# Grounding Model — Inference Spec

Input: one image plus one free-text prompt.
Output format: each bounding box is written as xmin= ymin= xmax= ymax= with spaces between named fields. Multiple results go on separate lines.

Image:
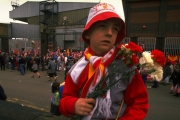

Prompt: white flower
xmin=121 ymin=45 xmax=126 ymax=50
xmin=120 ymin=44 xmax=131 ymax=54
xmin=141 ymin=52 xmax=153 ymax=65
xmin=139 ymin=51 xmax=164 ymax=81
xmin=142 ymin=64 xmax=154 ymax=71
xmin=153 ymin=62 xmax=162 ymax=71
xmin=150 ymin=69 xmax=163 ymax=81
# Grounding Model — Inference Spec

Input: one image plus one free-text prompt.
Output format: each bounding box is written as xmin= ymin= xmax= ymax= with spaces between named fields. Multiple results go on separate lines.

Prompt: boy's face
xmin=85 ymin=18 xmax=121 ymax=55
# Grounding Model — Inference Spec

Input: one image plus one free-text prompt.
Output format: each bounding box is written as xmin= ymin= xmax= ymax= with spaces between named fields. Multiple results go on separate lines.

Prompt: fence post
xmin=130 ymin=37 xmax=138 ymax=44
xmin=156 ymin=36 xmax=165 ymax=51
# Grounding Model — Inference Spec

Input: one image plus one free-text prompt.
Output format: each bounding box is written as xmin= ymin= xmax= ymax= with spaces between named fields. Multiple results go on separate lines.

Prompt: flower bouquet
xmin=139 ymin=50 xmax=166 ymax=81
xmin=71 ymin=42 xmax=142 ymax=120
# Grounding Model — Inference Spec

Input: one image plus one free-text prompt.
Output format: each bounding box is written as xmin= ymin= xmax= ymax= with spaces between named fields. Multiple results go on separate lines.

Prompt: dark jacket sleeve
xmin=0 ymin=85 xmax=7 ymax=101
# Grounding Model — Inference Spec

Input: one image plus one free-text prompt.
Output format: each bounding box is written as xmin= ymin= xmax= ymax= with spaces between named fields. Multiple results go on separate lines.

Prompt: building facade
xmin=0 ymin=23 xmax=9 ymax=52
xmin=1 ymin=0 xmax=179 ymax=56
xmin=122 ymin=0 xmax=180 ymax=56
xmin=9 ymin=1 xmax=97 ymax=55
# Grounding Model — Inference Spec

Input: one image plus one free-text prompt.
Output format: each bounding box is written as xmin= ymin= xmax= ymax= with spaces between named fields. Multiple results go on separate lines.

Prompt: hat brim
xmin=82 ymin=11 xmax=126 ymax=45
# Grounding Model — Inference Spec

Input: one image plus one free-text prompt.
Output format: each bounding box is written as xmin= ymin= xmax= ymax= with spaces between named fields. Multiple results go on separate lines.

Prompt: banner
xmin=168 ymin=55 xmax=179 ymax=64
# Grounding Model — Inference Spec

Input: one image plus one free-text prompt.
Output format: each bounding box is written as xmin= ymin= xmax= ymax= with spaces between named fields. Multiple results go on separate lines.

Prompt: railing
xmin=9 ymin=39 xmax=41 ymax=52
xmin=164 ymin=37 xmax=180 ymax=56
xmin=138 ymin=37 xmax=156 ymax=52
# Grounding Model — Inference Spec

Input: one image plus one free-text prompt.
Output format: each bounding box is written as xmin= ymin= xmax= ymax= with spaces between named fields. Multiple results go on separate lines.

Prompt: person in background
xmin=25 ymin=54 xmax=32 ymax=71
xmin=5 ymin=53 xmax=9 ymax=69
xmin=35 ymin=55 xmax=40 ymax=70
xmin=47 ymin=57 xmax=57 ymax=81
xmin=169 ymin=63 xmax=180 ymax=97
xmin=41 ymin=55 xmax=45 ymax=71
xmin=50 ymin=82 xmax=60 ymax=115
xmin=9 ymin=54 xmax=16 ymax=72
xmin=32 ymin=61 xmax=40 ymax=78
xmin=19 ymin=55 xmax=26 ymax=75
xmin=64 ymin=59 xmax=74 ymax=80
xmin=0 ymin=53 xmax=5 ymax=71
xmin=162 ymin=62 xmax=172 ymax=85
xmin=0 ymin=84 xmax=7 ymax=101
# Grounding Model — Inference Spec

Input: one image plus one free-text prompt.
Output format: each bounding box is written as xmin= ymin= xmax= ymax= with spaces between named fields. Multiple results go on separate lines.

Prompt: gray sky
xmin=0 ymin=0 xmax=124 ymax=24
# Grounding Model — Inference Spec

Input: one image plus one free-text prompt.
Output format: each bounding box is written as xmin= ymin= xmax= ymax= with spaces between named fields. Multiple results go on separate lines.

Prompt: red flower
xmin=126 ymin=42 xmax=143 ymax=53
xmin=132 ymin=54 xmax=139 ymax=65
xmin=151 ymin=50 xmax=166 ymax=66
xmin=128 ymin=54 xmax=139 ymax=67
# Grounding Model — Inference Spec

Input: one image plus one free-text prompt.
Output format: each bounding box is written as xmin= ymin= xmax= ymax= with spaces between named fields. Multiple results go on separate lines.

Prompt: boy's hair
xmin=51 ymin=82 xmax=60 ymax=93
xmin=82 ymin=3 xmax=126 ymax=45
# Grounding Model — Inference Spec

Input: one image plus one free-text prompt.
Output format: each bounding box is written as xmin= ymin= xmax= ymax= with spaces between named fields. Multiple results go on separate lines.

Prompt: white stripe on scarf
xmin=70 ymin=47 xmax=116 ymax=120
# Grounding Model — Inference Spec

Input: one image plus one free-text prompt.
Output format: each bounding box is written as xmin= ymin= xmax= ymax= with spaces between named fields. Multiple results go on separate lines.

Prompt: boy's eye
xmin=113 ymin=27 xmax=120 ymax=32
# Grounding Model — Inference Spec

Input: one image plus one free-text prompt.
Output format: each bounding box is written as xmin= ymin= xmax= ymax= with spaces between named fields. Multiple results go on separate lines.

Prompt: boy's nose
xmin=106 ymin=28 xmax=113 ymax=36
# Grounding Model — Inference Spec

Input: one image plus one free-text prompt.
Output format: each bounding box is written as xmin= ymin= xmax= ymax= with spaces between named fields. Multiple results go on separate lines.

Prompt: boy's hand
xmin=74 ymin=98 xmax=95 ymax=116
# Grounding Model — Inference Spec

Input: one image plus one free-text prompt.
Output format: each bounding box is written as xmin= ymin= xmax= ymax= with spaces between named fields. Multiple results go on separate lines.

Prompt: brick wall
xmin=166 ymin=10 xmax=180 ymax=22
xmin=168 ymin=0 xmax=180 ymax=5
xmin=131 ymin=1 xmax=160 ymax=8
xmin=125 ymin=0 xmax=180 ymax=37
xmin=0 ymin=25 xmax=8 ymax=37
xmin=128 ymin=0 xmax=160 ymax=37
xmin=130 ymin=11 xmax=159 ymax=23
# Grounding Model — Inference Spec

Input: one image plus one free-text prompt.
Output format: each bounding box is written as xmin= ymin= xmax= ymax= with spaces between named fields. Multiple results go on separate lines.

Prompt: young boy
xmin=60 ymin=3 xmax=149 ymax=120
xmin=50 ymin=82 xmax=60 ymax=115
xmin=50 ymin=81 xmax=65 ymax=115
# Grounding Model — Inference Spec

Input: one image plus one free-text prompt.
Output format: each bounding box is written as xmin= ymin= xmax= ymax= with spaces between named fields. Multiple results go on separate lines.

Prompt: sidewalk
xmin=0 ymin=100 xmax=70 ymax=120
xmin=1 ymin=69 xmax=180 ymax=120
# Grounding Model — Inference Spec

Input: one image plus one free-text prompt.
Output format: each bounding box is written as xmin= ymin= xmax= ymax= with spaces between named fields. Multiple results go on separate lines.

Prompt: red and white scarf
xmin=70 ymin=46 xmax=119 ymax=119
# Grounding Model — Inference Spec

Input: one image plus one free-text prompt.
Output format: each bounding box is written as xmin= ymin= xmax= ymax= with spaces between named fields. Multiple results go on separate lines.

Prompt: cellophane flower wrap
xmin=71 ymin=42 xmax=142 ymax=120
xmin=139 ymin=49 xmax=166 ymax=81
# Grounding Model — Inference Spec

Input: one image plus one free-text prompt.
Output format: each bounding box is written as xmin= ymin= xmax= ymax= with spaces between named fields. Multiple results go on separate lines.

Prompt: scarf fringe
xmin=97 ymin=97 xmax=112 ymax=118
xmin=97 ymin=89 xmax=112 ymax=119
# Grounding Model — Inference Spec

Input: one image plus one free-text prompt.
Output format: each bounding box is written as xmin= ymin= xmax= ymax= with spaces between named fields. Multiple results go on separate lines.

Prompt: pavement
xmin=0 ymin=68 xmax=180 ymax=120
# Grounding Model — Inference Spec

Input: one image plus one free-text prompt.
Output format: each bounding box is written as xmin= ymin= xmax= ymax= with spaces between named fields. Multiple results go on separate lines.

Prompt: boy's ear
xmin=84 ymin=31 xmax=90 ymax=39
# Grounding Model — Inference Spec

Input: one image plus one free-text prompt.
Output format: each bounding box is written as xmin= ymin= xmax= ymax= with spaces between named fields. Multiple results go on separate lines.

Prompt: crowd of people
xmin=0 ymin=48 xmax=83 ymax=81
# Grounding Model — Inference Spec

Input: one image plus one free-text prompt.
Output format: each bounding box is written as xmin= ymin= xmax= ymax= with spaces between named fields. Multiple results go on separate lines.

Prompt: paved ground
xmin=0 ymin=68 xmax=180 ymax=120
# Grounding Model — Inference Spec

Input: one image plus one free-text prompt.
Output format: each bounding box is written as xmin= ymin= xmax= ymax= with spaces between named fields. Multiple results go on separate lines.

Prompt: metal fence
xmin=121 ymin=37 xmax=156 ymax=52
xmin=138 ymin=37 xmax=156 ymax=52
xmin=7 ymin=37 xmax=180 ymax=56
xmin=121 ymin=37 xmax=130 ymax=44
xmin=9 ymin=39 xmax=41 ymax=52
xmin=164 ymin=37 xmax=180 ymax=56
xmin=121 ymin=37 xmax=180 ymax=56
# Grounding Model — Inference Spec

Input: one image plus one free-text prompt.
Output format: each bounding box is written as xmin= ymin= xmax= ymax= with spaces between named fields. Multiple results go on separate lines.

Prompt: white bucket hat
xmin=82 ymin=3 xmax=126 ymax=45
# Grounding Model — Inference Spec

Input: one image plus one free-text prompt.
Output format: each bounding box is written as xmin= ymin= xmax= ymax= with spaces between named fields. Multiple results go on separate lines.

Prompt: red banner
xmin=168 ymin=55 xmax=179 ymax=64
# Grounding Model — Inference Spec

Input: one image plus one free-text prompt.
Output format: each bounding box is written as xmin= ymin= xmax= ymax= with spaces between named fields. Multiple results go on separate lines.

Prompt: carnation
xmin=151 ymin=50 xmax=166 ymax=67
xmin=140 ymin=50 xmax=166 ymax=81
xmin=150 ymin=69 xmax=163 ymax=81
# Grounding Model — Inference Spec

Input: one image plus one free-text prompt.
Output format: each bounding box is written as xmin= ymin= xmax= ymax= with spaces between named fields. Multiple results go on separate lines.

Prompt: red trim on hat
xmin=82 ymin=11 xmax=126 ymax=45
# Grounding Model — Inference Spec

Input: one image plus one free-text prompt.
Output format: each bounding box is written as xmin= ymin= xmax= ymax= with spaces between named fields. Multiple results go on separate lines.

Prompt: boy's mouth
xmin=101 ymin=40 xmax=110 ymax=43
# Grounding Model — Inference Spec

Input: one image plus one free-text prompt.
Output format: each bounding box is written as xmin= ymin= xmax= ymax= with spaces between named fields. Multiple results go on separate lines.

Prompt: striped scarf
xmin=80 ymin=46 xmax=118 ymax=120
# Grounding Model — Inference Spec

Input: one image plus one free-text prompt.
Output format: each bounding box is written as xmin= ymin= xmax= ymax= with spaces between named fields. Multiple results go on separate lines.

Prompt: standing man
xmin=26 ymin=54 xmax=32 ymax=71
xmin=0 ymin=53 xmax=5 ymax=71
